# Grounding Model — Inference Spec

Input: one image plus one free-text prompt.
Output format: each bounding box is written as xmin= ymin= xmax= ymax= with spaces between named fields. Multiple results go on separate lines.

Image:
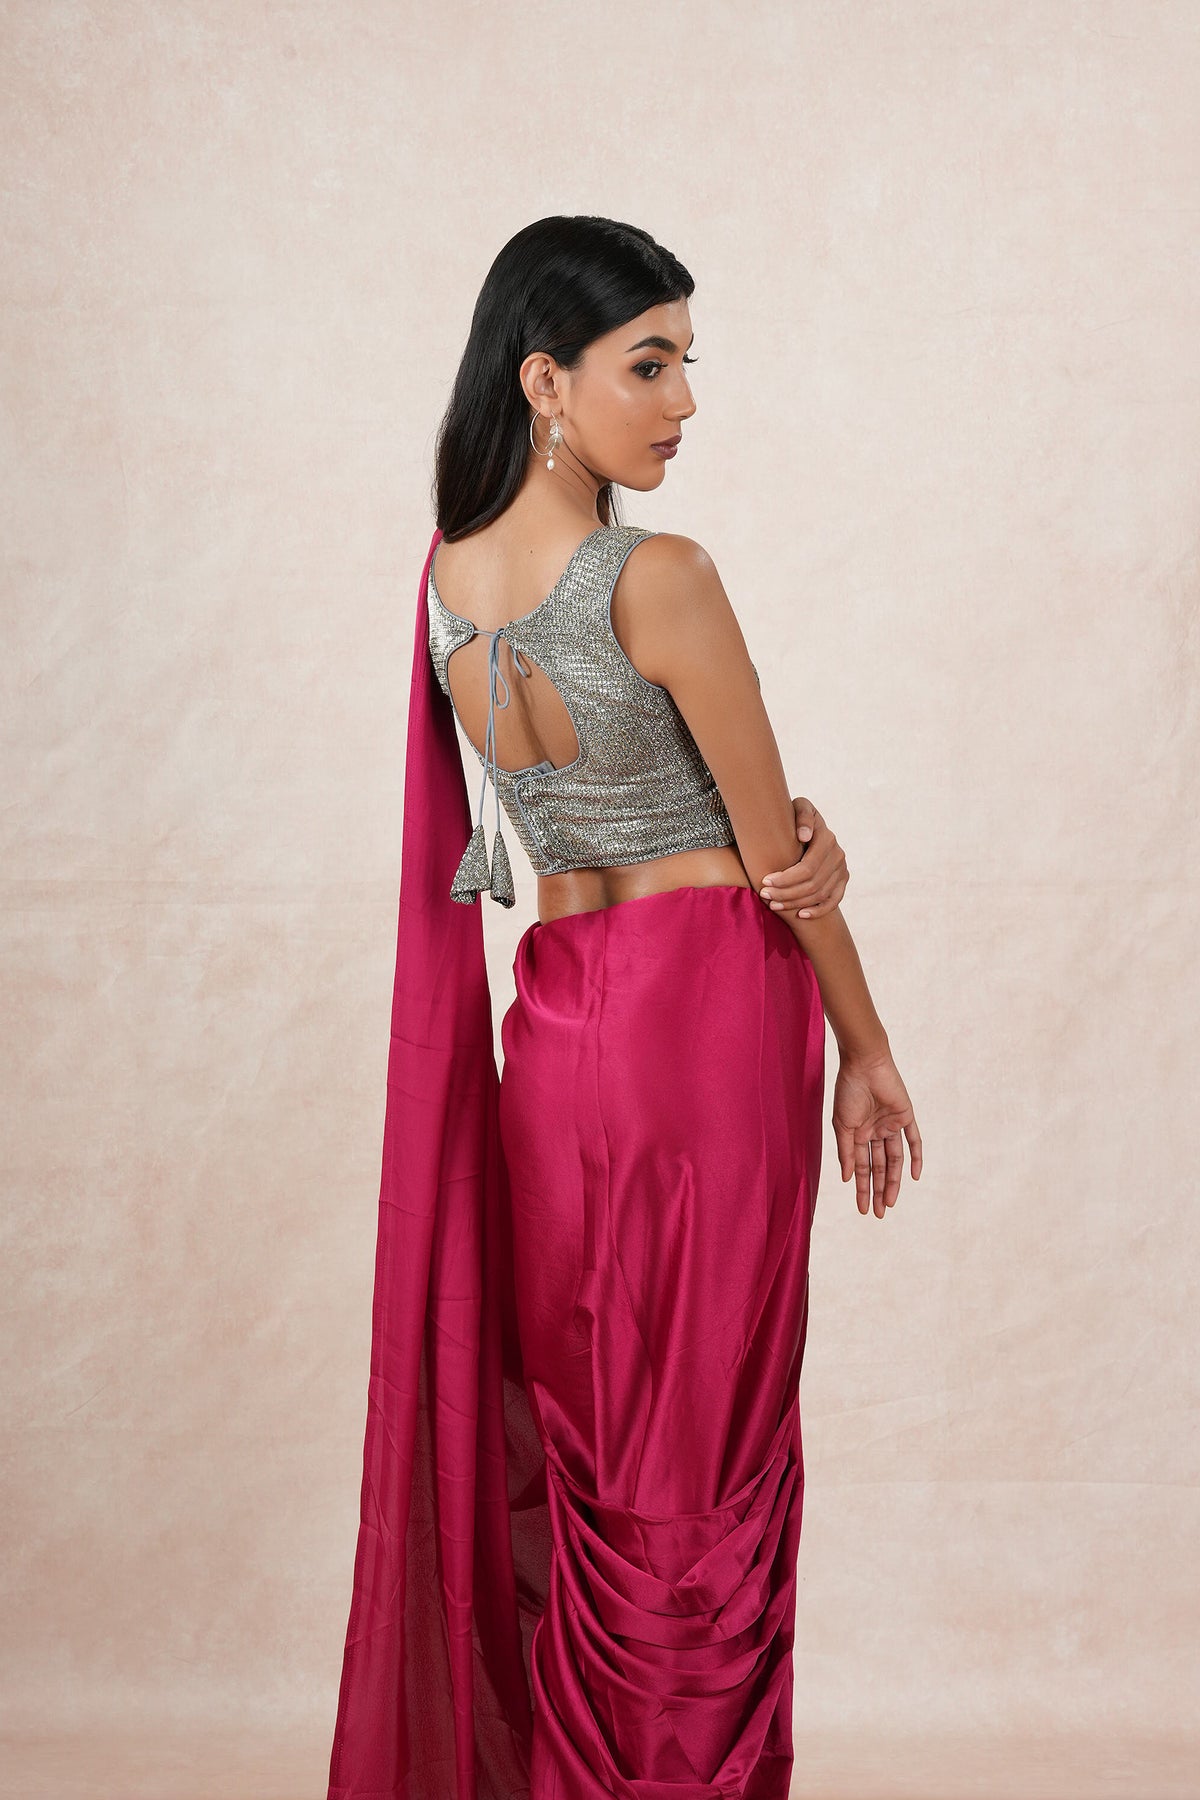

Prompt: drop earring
xmin=529 ymin=411 xmax=562 ymax=471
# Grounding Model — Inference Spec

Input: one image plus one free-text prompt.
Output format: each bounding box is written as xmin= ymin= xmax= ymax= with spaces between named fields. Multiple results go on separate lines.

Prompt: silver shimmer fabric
xmin=427 ymin=524 xmax=750 ymax=904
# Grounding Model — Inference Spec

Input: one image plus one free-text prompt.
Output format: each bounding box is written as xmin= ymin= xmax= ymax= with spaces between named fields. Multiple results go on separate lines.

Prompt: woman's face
xmin=520 ymin=298 xmax=698 ymax=495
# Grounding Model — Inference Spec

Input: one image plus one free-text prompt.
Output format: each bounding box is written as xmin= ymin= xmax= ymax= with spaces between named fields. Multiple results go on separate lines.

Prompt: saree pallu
xmin=326 ymin=528 xmax=824 ymax=1800
xmin=499 ymin=884 xmax=824 ymax=1799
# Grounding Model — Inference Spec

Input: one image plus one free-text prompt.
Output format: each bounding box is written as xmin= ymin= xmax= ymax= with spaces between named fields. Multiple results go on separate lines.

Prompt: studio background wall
xmin=2 ymin=3 xmax=1196 ymax=1796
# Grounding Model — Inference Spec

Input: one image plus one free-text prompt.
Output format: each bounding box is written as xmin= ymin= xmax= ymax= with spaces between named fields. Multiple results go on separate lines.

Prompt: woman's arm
xmin=611 ymin=532 xmax=886 ymax=1059
xmin=614 ymin=532 xmax=923 ymax=1214
xmin=776 ymin=796 xmax=851 ymax=919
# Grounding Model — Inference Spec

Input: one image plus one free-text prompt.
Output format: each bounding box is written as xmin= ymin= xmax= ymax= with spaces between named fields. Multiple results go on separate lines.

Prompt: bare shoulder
xmin=613 ymin=530 xmax=745 ymax=686
xmin=624 ymin=529 xmax=719 ymax=579
xmin=618 ymin=530 xmax=728 ymax=615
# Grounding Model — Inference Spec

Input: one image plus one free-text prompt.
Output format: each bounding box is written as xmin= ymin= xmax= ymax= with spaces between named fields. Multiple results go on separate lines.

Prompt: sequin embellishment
xmin=428 ymin=525 xmax=744 ymax=904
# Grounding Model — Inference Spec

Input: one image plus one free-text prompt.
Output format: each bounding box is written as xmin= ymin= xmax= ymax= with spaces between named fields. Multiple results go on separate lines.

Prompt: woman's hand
xmin=759 ymin=797 xmax=849 ymax=919
xmin=831 ymin=1047 xmax=923 ymax=1217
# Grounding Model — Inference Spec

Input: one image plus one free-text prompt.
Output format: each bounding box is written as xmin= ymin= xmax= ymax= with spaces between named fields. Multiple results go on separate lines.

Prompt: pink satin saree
xmin=326 ymin=527 xmax=825 ymax=1800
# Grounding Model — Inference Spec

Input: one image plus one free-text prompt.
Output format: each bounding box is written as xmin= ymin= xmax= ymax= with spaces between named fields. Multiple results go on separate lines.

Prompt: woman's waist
xmin=504 ymin=875 xmax=821 ymax=1075
xmin=536 ymin=845 xmax=752 ymax=925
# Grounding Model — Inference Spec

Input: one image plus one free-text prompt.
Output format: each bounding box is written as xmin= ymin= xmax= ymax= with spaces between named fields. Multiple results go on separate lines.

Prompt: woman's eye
xmin=634 ymin=354 xmax=699 ymax=379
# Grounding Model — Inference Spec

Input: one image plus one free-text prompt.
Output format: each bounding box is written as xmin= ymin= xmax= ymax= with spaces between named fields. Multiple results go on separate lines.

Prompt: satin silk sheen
xmin=500 ymin=887 xmax=825 ymax=1797
xmin=325 ymin=526 xmax=825 ymax=1800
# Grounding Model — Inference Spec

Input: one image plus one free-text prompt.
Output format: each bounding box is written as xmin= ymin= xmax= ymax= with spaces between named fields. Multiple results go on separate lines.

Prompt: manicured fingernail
xmin=798 ymin=827 xmax=813 ymax=840
xmin=798 ymin=909 xmax=812 ymax=918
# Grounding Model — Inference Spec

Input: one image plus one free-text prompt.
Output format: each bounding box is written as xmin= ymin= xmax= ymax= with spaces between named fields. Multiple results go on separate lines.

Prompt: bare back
xmin=429 ymin=518 xmax=753 ymax=923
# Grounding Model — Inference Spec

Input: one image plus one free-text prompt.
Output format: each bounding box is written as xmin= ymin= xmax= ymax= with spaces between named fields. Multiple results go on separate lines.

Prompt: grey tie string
xmin=476 ymin=627 xmax=533 ymax=839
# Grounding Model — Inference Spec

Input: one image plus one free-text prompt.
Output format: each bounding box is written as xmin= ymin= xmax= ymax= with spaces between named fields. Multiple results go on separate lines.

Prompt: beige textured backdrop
xmin=3 ymin=3 xmax=1197 ymax=1797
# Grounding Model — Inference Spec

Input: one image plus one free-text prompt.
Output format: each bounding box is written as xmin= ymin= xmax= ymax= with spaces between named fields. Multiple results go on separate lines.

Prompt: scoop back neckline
xmin=428 ymin=524 xmax=616 ymax=635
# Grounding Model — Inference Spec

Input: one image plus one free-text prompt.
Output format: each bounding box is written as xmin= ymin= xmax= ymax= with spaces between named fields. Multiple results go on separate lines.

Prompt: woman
xmin=327 ymin=216 xmax=922 ymax=1800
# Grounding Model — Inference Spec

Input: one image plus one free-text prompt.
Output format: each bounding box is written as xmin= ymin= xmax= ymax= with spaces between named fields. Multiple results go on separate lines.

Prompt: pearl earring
xmin=529 ymin=412 xmax=562 ymax=471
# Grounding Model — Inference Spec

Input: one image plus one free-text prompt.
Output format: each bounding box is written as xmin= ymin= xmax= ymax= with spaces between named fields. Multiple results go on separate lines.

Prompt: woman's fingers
xmin=760 ymin=850 xmax=835 ymax=909
xmin=871 ymin=1136 xmax=887 ymax=1214
xmin=881 ymin=1132 xmax=905 ymax=1212
xmin=792 ymin=794 xmax=818 ymax=843
xmin=760 ymin=805 xmax=849 ymax=917
xmin=906 ymin=1118 xmax=923 ymax=1179
xmin=855 ymin=1136 xmax=874 ymax=1213
xmin=835 ymin=1096 xmax=922 ymax=1215
xmin=854 ymin=1127 xmax=917 ymax=1215
xmin=835 ymin=1120 xmax=857 ymax=1185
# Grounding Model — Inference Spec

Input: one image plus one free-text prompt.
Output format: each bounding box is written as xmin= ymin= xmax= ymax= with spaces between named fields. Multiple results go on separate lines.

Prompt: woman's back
xmin=428 ymin=514 xmax=760 ymax=919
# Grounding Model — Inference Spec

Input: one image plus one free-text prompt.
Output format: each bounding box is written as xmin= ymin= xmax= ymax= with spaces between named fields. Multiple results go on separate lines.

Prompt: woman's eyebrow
xmin=623 ymin=331 xmax=696 ymax=354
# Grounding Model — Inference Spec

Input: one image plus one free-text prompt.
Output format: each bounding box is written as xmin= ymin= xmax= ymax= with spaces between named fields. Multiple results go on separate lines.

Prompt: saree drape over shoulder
xmin=326 ymin=528 xmax=825 ymax=1800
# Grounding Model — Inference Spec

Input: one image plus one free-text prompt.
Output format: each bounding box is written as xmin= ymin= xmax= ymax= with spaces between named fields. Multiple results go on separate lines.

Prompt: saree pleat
xmin=326 ymin=528 xmax=825 ymax=1800
xmin=498 ymin=884 xmax=825 ymax=1798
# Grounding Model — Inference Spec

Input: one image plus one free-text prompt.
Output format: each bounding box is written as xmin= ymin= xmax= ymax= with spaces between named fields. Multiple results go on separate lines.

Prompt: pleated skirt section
xmin=498 ymin=882 xmax=826 ymax=1800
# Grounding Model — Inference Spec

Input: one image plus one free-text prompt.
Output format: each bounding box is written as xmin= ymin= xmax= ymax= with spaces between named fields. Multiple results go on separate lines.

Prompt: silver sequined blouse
xmin=427 ymin=523 xmax=754 ymax=906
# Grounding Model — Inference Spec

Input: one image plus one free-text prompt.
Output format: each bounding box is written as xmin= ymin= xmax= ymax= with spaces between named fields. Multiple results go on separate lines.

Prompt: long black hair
xmin=433 ymin=215 xmax=695 ymax=541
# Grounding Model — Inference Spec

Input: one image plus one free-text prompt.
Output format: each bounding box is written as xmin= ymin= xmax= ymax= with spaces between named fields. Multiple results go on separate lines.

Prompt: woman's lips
xmin=651 ymin=436 xmax=681 ymax=459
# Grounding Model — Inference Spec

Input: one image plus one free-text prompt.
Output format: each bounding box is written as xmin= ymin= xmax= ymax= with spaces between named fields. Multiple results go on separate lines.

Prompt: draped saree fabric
xmin=326 ymin=526 xmax=549 ymax=1800
xmin=500 ymin=886 xmax=825 ymax=1799
xmin=326 ymin=527 xmax=826 ymax=1800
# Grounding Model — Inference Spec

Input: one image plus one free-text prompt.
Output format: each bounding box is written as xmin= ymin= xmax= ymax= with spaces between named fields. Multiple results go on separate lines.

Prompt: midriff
xmin=536 ymin=844 xmax=753 ymax=924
